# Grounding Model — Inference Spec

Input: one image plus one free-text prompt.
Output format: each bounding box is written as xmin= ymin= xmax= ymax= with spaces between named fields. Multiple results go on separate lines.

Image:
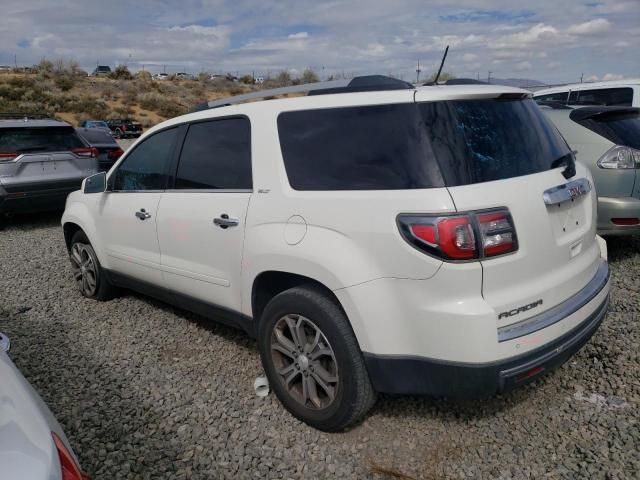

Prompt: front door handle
xmin=214 ymin=214 xmax=239 ymax=229
xmin=135 ymin=208 xmax=151 ymax=220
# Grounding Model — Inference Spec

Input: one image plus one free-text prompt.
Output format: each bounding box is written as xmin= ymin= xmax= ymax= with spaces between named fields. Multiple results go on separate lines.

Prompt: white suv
xmin=62 ymin=76 xmax=610 ymax=431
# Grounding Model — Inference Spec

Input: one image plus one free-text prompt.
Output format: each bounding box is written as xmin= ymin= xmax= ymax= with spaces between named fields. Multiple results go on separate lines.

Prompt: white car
xmin=62 ymin=76 xmax=610 ymax=431
xmin=0 ymin=332 xmax=88 ymax=480
xmin=533 ymin=79 xmax=640 ymax=107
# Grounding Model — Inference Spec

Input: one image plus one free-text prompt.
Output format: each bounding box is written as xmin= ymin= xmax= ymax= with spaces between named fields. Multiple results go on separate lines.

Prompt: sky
xmin=0 ymin=0 xmax=638 ymax=84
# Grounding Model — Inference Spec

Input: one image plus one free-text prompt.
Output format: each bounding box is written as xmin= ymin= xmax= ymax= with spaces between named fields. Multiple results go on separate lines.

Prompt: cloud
xmin=0 ymin=0 xmax=637 ymax=85
xmin=492 ymin=23 xmax=562 ymax=49
xmin=567 ymin=18 xmax=611 ymax=35
xmin=514 ymin=61 xmax=532 ymax=71
xmin=287 ymin=32 xmax=309 ymax=39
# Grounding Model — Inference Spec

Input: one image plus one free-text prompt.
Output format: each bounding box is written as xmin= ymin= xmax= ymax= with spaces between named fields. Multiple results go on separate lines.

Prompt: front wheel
xmin=258 ymin=286 xmax=376 ymax=431
xmin=69 ymin=231 xmax=118 ymax=301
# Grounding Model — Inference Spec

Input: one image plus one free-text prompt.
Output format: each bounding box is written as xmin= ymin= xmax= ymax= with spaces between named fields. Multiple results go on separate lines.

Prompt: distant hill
xmin=488 ymin=78 xmax=547 ymax=89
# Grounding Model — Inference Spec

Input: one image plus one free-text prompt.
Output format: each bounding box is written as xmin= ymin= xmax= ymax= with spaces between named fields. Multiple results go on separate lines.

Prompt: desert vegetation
xmin=0 ymin=60 xmax=325 ymax=128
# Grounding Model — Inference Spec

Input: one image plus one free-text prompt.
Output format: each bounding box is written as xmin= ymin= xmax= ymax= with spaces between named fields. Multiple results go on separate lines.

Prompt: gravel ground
xmin=0 ymin=213 xmax=638 ymax=479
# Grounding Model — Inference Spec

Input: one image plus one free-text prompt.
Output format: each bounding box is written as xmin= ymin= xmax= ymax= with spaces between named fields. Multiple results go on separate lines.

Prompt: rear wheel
xmin=258 ymin=285 xmax=376 ymax=431
xmin=114 ymin=128 xmax=123 ymax=139
xmin=69 ymin=231 xmax=117 ymax=301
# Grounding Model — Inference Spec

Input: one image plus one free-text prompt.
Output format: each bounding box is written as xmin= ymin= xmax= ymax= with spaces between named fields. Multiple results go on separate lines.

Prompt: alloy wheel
xmin=70 ymin=243 xmax=98 ymax=297
xmin=270 ymin=314 xmax=339 ymax=410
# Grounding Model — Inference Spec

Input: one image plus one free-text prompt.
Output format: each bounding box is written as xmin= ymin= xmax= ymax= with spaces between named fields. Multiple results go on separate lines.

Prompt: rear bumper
xmin=597 ymin=196 xmax=640 ymax=235
xmin=0 ymin=179 xmax=82 ymax=214
xmin=363 ymin=261 xmax=610 ymax=397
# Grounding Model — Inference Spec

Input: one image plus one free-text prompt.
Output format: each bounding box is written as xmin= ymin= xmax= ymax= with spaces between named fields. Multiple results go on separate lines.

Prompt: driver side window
xmin=113 ymin=127 xmax=178 ymax=191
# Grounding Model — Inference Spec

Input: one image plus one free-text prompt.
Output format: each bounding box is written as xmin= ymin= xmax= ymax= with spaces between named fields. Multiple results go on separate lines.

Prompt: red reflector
xmin=410 ymin=224 xmax=437 ymax=246
xmin=72 ymin=148 xmax=98 ymax=158
xmin=611 ymin=218 xmax=640 ymax=226
xmin=438 ymin=216 xmax=476 ymax=259
xmin=52 ymin=433 xmax=90 ymax=480
xmin=515 ymin=366 xmax=545 ymax=383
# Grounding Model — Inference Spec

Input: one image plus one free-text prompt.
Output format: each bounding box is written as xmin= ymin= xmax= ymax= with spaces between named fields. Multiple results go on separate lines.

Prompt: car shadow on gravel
xmin=1 ymin=211 xmax=62 ymax=230
xmin=604 ymin=235 xmax=640 ymax=262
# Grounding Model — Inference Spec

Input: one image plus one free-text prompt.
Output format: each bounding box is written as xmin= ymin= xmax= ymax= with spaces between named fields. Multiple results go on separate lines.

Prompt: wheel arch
xmin=251 ymin=271 xmax=345 ymax=323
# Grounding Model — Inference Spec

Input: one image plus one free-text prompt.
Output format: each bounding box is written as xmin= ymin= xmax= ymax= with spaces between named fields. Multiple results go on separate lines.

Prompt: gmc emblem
xmin=499 ymin=299 xmax=543 ymax=319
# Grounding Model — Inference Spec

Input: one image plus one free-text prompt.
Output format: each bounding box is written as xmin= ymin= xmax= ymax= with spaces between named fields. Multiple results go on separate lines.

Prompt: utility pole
xmin=477 ymin=72 xmax=480 ymax=81
xmin=488 ymin=71 xmax=493 ymax=83
xmin=14 ymin=54 xmax=17 ymax=69
xmin=580 ymin=72 xmax=584 ymax=83
xmin=416 ymin=60 xmax=422 ymax=84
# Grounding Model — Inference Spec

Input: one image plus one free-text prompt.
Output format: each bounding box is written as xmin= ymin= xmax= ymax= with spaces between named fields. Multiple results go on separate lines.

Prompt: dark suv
xmin=0 ymin=114 xmax=98 ymax=219
xmin=106 ymin=119 xmax=142 ymax=139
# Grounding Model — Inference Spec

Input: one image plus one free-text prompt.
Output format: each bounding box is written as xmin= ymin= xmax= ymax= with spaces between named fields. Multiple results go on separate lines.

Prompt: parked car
xmin=541 ymin=105 xmax=640 ymax=235
xmin=533 ymin=79 xmax=640 ymax=107
xmin=105 ymin=119 xmax=142 ymax=139
xmin=90 ymin=65 xmax=111 ymax=77
xmin=61 ymin=76 xmax=610 ymax=431
xmin=0 ymin=332 xmax=89 ymax=480
xmin=153 ymin=73 xmax=169 ymax=81
xmin=79 ymin=120 xmax=111 ymax=133
xmin=76 ymin=127 xmax=124 ymax=171
xmin=175 ymin=72 xmax=195 ymax=80
xmin=0 ymin=114 xmax=98 ymax=220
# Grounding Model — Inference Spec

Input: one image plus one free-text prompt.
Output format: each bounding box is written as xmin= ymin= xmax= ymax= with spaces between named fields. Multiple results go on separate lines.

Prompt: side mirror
xmin=83 ymin=172 xmax=107 ymax=194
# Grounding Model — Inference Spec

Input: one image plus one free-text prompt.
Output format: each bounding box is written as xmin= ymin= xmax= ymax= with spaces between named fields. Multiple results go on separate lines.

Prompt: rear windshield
xmin=573 ymin=111 xmax=640 ymax=150
xmin=277 ymin=98 xmax=570 ymax=190
xmin=77 ymin=128 xmax=117 ymax=145
xmin=0 ymin=127 xmax=85 ymax=153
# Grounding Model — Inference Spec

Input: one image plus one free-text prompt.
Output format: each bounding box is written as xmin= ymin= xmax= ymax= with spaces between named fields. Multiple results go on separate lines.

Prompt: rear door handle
xmin=135 ymin=208 xmax=151 ymax=220
xmin=214 ymin=214 xmax=239 ymax=229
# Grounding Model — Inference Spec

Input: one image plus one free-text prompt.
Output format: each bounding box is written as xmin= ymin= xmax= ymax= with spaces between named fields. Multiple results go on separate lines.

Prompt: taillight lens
xmin=597 ymin=145 xmax=640 ymax=169
xmin=399 ymin=208 xmax=518 ymax=261
xmin=52 ymin=433 xmax=90 ymax=480
xmin=107 ymin=148 xmax=124 ymax=160
xmin=0 ymin=152 xmax=18 ymax=162
xmin=72 ymin=148 xmax=98 ymax=158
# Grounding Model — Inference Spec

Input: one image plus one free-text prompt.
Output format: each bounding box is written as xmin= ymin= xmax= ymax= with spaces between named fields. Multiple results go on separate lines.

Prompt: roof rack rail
xmin=191 ymin=75 xmax=414 ymax=112
xmin=0 ymin=112 xmax=55 ymax=120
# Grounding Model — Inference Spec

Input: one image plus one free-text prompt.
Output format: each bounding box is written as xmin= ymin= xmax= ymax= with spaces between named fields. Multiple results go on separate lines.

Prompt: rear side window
xmin=573 ymin=111 xmax=640 ymax=150
xmin=278 ymin=99 xmax=570 ymax=190
xmin=0 ymin=127 xmax=85 ymax=153
xmin=113 ymin=127 xmax=178 ymax=191
xmin=174 ymin=118 xmax=252 ymax=190
xmin=278 ymin=104 xmax=444 ymax=190
xmin=568 ymin=88 xmax=633 ymax=106
xmin=421 ymin=99 xmax=571 ymax=186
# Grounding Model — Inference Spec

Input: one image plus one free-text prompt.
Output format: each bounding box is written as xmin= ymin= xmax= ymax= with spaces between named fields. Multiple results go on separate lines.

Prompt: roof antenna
xmin=426 ymin=45 xmax=449 ymax=86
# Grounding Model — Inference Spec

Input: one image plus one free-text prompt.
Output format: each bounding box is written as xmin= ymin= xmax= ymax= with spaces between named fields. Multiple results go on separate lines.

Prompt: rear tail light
xmin=0 ymin=152 xmax=18 ymax=162
xmin=107 ymin=148 xmax=124 ymax=161
xmin=399 ymin=208 xmax=518 ymax=261
xmin=611 ymin=217 xmax=640 ymax=226
xmin=72 ymin=148 xmax=98 ymax=158
xmin=597 ymin=145 xmax=640 ymax=169
xmin=52 ymin=433 xmax=90 ymax=480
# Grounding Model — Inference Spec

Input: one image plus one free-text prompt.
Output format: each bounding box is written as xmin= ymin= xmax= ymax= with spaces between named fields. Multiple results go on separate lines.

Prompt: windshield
xmin=0 ymin=127 xmax=85 ymax=153
xmin=574 ymin=111 xmax=640 ymax=150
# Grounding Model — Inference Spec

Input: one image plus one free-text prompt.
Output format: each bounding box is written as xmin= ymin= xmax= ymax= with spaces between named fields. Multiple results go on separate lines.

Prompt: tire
xmin=258 ymin=285 xmax=376 ymax=431
xmin=114 ymin=128 xmax=122 ymax=139
xmin=69 ymin=231 xmax=118 ymax=301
